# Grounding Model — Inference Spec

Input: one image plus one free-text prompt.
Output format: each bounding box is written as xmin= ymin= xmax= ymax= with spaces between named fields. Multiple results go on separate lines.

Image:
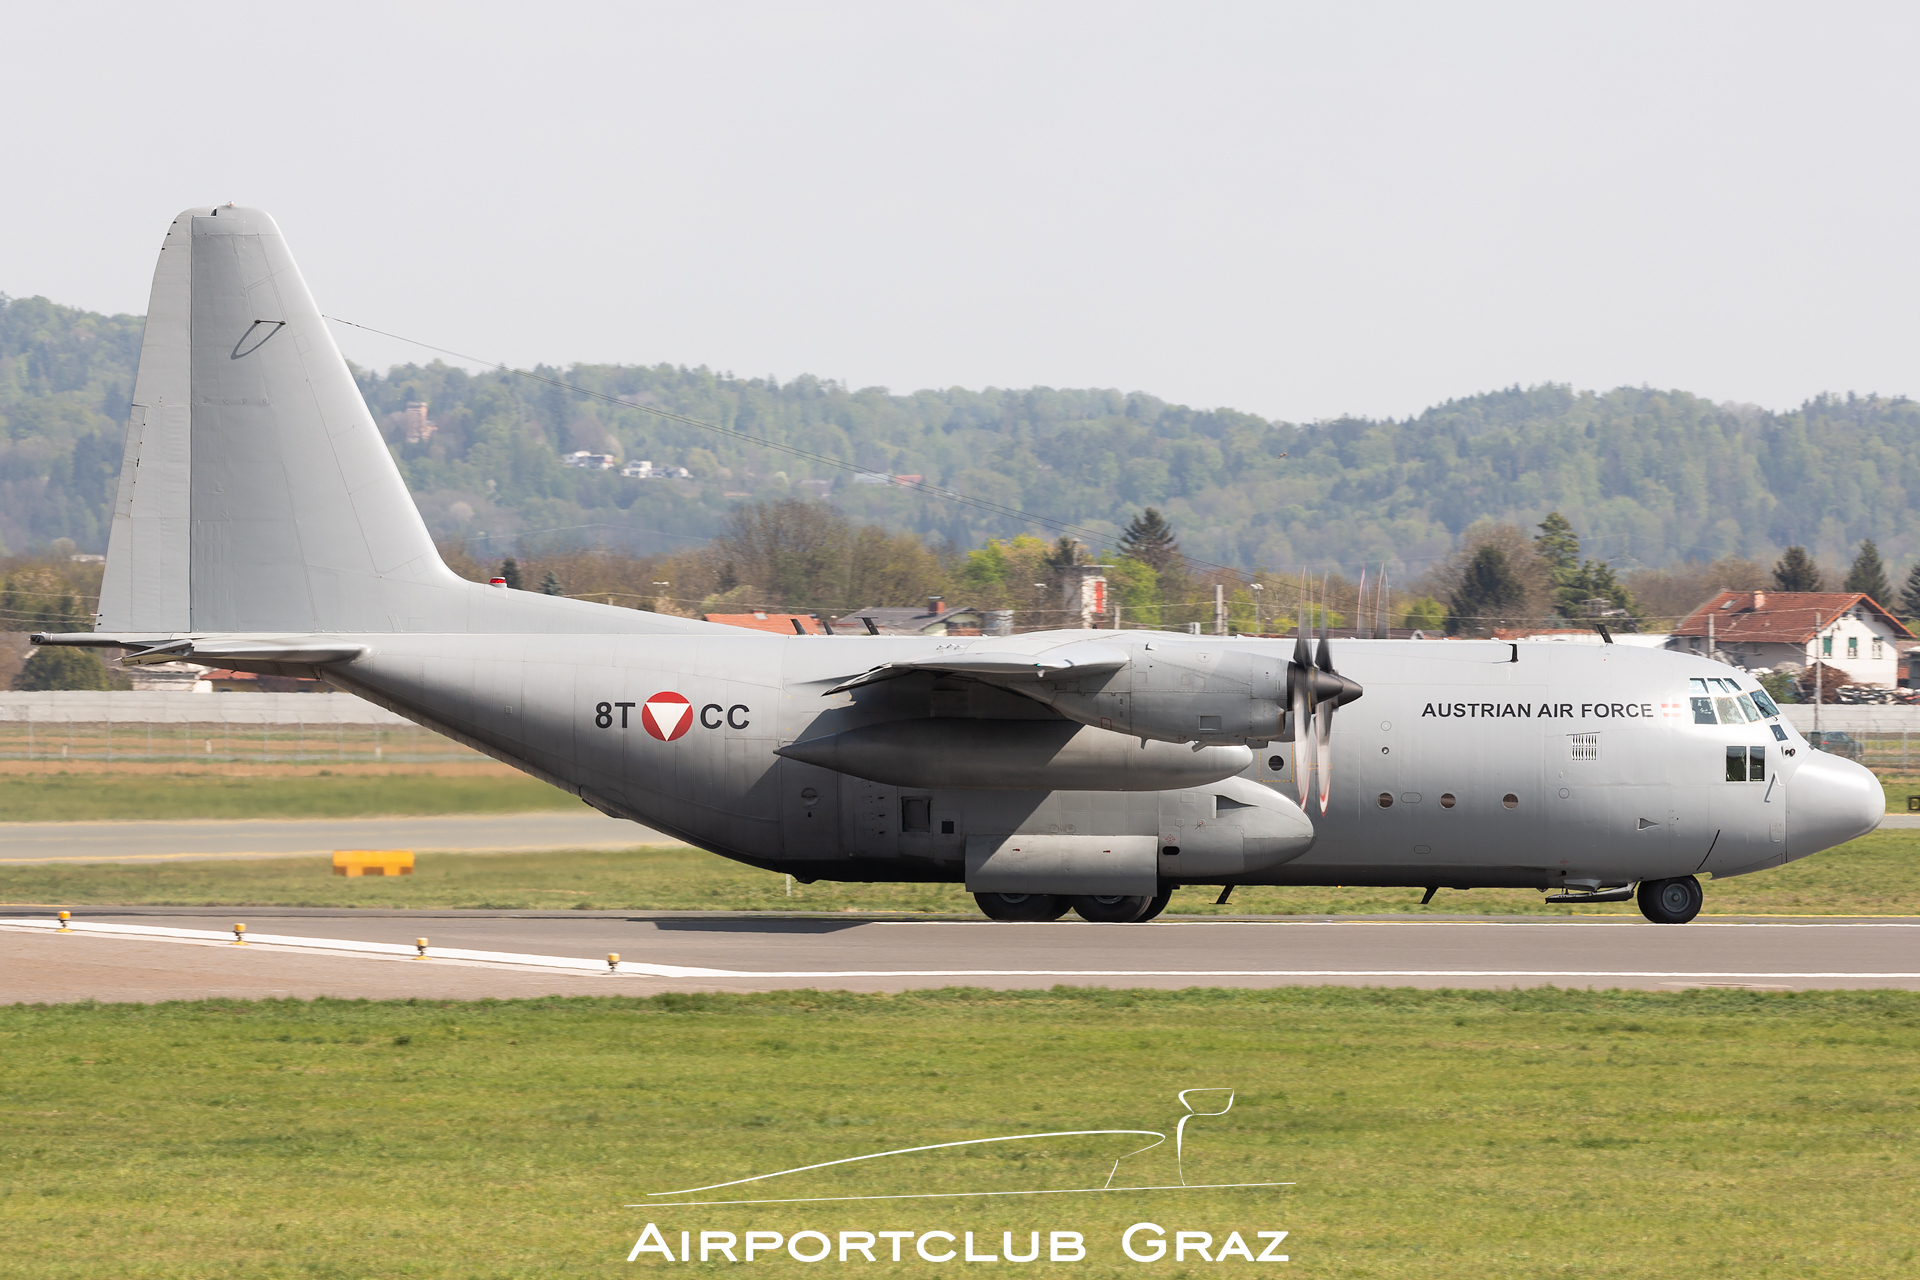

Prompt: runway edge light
xmin=56 ymin=910 xmax=72 ymax=932
xmin=232 ymin=923 xmax=247 ymax=946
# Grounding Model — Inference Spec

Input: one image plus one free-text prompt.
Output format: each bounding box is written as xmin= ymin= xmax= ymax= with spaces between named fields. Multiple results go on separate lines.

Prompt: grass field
xmin=4 ymin=830 xmax=1916 ymax=916
xmin=1 ymin=987 xmax=1915 ymax=1278
xmin=1 ymin=761 xmax=1914 ymax=825
xmin=0 ymin=769 xmax=576 ymax=822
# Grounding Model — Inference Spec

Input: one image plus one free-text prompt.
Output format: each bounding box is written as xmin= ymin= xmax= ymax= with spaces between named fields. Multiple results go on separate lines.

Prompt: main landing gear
xmin=1637 ymin=875 xmax=1704 ymax=924
xmin=972 ymin=890 xmax=1174 ymax=923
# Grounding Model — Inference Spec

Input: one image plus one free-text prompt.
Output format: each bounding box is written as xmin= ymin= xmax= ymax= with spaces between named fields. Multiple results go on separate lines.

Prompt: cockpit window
xmin=1713 ymin=696 xmax=1740 ymax=724
xmin=1690 ymin=696 xmax=1716 ymax=725
xmin=1736 ymin=693 xmax=1762 ymax=723
xmin=1750 ymin=687 xmax=1781 ymax=718
xmin=1689 ymin=678 xmax=1710 ymax=695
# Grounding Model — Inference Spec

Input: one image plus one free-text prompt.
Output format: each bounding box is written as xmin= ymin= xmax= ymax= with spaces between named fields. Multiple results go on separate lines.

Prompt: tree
xmin=1844 ymin=539 xmax=1889 ymax=604
xmin=1045 ymin=536 xmax=1088 ymax=570
xmin=539 ymin=570 xmax=563 ymax=596
xmin=1534 ymin=512 xmax=1579 ymax=581
xmin=12 ymin=646 xmax=121 ymax=691
xmin=1900 ymin=561 xmax=1920 ymax=621
xmin=1533 ymin=511 xmax=1641 ymax=626
xmin=1423 ymin=521 xmax=1555 ymax=634
xmin=1447 ymin=546 xmax=1527 ymax=636
xmin=1773 ymin=546 xmax=1824 ymax=592
xmin=498 ymin=557 xmax=523 ymax=590
xmin=1400 ymin=596 xmax=1446 ymax=631
xmin=1118 ymin=508 xmax=1181 ymax=572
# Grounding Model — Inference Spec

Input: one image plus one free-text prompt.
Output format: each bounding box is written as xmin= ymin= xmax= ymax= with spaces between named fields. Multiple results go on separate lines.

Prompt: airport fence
xmin=0 ymin=691 xmax=483 ymax=765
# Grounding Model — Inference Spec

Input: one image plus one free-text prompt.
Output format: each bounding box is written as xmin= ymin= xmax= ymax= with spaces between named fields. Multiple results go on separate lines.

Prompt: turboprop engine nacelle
xmin=775 ymin=719 xmax=1253 ymax=791
xmin=1022 ymin=646 xmax=1355 ymax=747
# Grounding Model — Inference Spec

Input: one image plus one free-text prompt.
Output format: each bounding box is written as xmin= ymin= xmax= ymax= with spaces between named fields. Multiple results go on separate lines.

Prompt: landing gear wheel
xmin=973 ymin=892 xmax=1069 ymax=922
xmin=1070 ymin=894 xmax=1156 ymax=923
xmin=1136 ymin=889 xmax=1174 ymax=922
xmin=1637 ymin=875 xmax=1703 ymax=924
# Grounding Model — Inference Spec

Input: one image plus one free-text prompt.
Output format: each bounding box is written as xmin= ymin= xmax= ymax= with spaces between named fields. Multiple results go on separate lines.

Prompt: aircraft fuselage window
xmin=1749 ymin=746 xmax=1765 ymax=782
xmin=1726 ymin=746 xmax=1767 ymax=782
xmin=1770 ymin=723 xmax=1788 ymax=742
xmin=1440 ymin=792 xmax=1457 ymax=808
xmin=1377 ymin=793 xmax=1394 ymax=808
xmin=1726 ymin=746 xmax=1746 ymax=782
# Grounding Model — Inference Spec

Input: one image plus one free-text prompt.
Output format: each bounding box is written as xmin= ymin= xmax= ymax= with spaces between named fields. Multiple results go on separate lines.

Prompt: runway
xmin=4 ymin=907 xmax=1917 ymax=1004
xmin=0 ymin=811 xmax=675 ymax=863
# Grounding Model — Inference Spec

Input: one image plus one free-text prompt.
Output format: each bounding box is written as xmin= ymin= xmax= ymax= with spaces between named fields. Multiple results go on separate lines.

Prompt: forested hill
xmin=6 ymin=290 xmax=1920 ymax=574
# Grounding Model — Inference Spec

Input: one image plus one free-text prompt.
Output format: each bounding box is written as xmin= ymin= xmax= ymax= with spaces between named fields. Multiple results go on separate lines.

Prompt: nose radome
xmin=1789 ymin=750 xmax=1882 ymax=859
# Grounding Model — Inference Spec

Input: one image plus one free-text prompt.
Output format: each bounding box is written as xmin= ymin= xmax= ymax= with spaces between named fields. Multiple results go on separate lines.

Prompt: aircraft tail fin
xmin=97 ymin=206 xmax=719 ymax=637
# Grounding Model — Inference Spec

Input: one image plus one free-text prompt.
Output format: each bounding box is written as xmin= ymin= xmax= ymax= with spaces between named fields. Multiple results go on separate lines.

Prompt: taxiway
xmin=3 ymin=907 xmax=1916 ymax=1004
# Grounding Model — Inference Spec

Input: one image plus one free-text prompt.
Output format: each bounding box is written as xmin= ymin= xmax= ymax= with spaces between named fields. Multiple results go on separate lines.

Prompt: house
xmin=1665 ymin=591 xmax=1915 ymax=686
xmin=403 ymin=401 xmax=435 ymax=443
xmin=561 ymin=451 xmax=616 ymax=470
xmin=828 ymin=599 xmax=988 ymax=636
xmin=620 ymin=460 xmax=694 ymax=479
xmin=704 ymin=611 xmax=828 ymax=635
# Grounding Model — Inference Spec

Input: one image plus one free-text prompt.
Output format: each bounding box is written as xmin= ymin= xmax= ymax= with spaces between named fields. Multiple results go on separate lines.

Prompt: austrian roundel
xmin=641 ymin=691 xmax=694 ymax=741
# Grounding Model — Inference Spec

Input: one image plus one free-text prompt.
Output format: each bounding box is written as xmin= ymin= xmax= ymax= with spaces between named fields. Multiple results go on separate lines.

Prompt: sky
xmin=6 ymin=1 xmax=1919 ymax=424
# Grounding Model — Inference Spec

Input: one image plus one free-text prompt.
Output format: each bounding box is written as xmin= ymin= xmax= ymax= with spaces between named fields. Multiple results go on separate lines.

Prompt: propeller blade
xmin=1314 ymin=696 xmax=1334 ymax=814
xmin=1291 ymin=677 xmax=1313 ymax=806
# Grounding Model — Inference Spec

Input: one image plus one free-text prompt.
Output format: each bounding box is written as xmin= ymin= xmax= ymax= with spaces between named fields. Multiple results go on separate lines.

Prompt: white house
xmin=1665 ymin=590 xmax=1914 ymax=686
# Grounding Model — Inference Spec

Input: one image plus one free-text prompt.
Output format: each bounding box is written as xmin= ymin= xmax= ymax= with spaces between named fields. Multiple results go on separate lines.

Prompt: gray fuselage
xmin=317 ymin=628 xmax=1881 ymax=893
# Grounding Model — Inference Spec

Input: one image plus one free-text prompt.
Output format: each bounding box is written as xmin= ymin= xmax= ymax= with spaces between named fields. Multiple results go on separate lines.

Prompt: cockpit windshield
xmin=1688 ymin=676 xmax=1779 ymax=724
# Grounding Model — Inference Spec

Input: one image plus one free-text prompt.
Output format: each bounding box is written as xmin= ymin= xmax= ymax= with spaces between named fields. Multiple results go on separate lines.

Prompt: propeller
xmin=1285 ymin=612 xmax=1364 ymax=815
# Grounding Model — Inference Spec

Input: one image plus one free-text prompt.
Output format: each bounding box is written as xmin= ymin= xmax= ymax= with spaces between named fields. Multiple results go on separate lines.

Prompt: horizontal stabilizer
xmin=34 ymin=632 xmax=366 ymax=666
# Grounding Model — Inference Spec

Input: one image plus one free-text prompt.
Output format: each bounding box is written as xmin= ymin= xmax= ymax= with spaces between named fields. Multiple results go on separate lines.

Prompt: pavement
xmin=0 ymin=811 xmax=676 ymax=863
xmin=4 ymin=908 xmax=1918 ymax=1004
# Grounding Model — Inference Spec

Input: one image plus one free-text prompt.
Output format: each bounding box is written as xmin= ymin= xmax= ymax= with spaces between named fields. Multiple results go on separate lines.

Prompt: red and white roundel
xmin=640 ymin=691 xmax=693 ymax=741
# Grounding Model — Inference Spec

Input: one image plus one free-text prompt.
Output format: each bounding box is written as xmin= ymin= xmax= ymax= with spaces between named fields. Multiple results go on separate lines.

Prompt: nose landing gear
xmin=1637 ymin=875 xmax=1704 ymax=924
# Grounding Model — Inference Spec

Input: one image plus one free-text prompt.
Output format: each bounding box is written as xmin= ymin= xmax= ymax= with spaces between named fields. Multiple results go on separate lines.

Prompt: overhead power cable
xmin=322 ymin=316 xmax=1253 ymax=581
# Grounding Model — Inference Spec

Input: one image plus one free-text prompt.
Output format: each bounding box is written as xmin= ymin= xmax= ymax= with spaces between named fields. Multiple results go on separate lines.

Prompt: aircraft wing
xmin=823 ymin=639 xmax=1130 ymax=695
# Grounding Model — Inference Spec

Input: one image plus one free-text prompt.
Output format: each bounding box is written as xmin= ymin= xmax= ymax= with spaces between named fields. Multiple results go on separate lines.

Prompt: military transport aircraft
xmin=33 ymin=207 xmax=1884 ymax=925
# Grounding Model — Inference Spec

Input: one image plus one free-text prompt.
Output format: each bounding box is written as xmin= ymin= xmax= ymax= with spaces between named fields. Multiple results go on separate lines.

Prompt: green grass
xmin=5 ymin=831 xmax=1917 ymax=916
xmin=0 ymin=771 xmax=576 ymax=822
xmin=1 ymin=988 xmax=1916 ymax=1277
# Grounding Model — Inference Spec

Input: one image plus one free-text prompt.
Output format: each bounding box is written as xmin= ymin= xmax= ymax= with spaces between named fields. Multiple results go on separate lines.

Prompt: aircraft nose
xmin=1789 ymin=748 xmax=1883 ymax=858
